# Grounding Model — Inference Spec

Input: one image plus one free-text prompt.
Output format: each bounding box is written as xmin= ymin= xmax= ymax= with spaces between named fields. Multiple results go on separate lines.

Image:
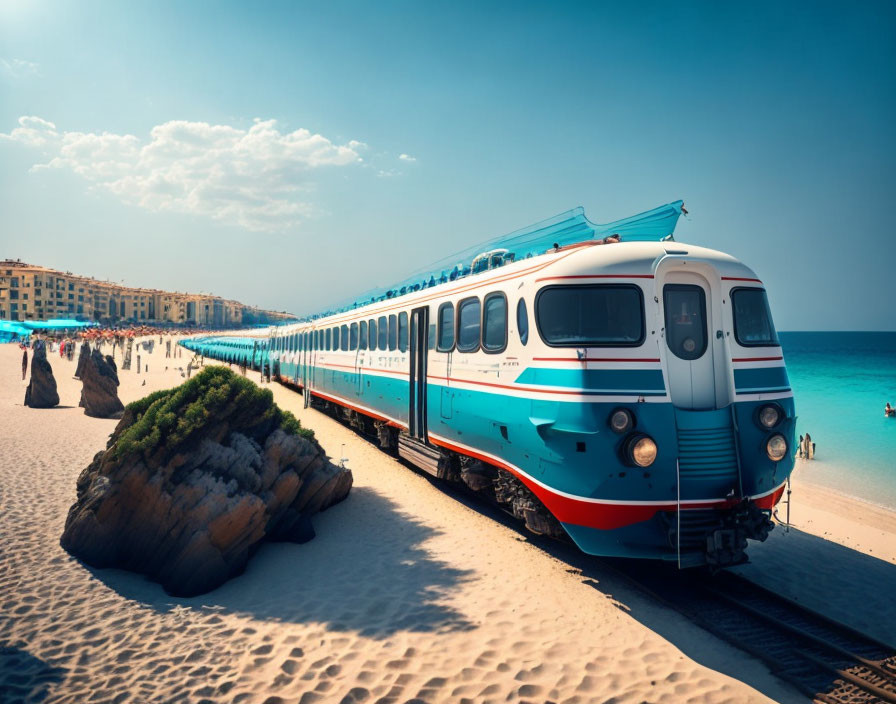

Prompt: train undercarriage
xmin=310 ymin=396 xmax=566 ymax=540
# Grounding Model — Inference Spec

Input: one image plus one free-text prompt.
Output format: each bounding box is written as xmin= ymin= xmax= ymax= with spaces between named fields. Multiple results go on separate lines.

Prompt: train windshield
xmin=536 ymin=285 xmax=644 ymax=346
xmin=732 ymin=288 xmax=779 ymax=346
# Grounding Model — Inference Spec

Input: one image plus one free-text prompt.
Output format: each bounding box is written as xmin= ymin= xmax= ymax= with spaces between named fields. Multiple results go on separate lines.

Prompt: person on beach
xmin=805 ymin=432 xmax=814 ymax=459
xmin=798 ymin=434 xmax=804 ymax=459
xmin=21 ymin=347 xmax=28 ymax=381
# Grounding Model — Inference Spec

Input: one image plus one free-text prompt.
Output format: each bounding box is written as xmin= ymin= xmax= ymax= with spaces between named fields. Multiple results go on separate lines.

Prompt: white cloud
xmin=1 ymin=116 xmax=367 ymax=231
xmin=0 ymin=58 xmax=40 ymax=79
xmin=399 ymin=153 xmax=416 ymax=162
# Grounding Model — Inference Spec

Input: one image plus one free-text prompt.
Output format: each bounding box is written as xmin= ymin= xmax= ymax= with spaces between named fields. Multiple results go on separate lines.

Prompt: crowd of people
xmin=15 ymin=324 xmax=202 ymax=375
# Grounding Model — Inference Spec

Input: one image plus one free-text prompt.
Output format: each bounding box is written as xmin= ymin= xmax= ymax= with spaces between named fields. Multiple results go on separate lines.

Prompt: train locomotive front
xmin=185 ymin=203 xmax=796 ymax=568
xmin=484 ymin=241 xmax=796 ymax=568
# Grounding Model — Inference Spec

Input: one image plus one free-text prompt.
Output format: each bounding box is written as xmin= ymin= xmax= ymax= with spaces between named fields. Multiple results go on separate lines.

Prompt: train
xmin=182 ymin=200 xmax=796 ymax=568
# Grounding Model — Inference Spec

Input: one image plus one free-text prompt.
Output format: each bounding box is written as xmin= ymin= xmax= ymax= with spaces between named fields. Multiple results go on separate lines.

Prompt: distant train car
xmin=185 ymin=201 xmax=795 ymax=567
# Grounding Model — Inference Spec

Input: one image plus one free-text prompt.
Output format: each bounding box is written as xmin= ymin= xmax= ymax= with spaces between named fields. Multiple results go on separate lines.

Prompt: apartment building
xmin=0 ymin=260 xmax=294 ymax=327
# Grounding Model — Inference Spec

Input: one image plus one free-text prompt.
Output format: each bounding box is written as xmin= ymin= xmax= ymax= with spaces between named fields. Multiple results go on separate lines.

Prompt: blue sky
xmin=1 ymin=0 xmax=894 ymax=329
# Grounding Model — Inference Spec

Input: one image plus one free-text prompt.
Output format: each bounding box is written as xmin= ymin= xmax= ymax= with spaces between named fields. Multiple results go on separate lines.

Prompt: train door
xmin=661 ymin=272 xmax=716 ymax=409
xmin=303 ymin=329 xmax=313 ymax=408
xmin=354 ymin=323 xmax=363 ymax=397
xmin=409 ymin=306 xmax=429 ymax=441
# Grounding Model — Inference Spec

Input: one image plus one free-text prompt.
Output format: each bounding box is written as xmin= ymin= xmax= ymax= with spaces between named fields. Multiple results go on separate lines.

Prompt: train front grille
xmin=674 ymin=407 xmax=740 ymax=498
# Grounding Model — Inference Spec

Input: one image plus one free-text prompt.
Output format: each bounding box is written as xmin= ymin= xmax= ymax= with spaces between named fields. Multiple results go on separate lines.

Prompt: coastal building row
xmin=0 ymin=260 xmax=295 ymax=327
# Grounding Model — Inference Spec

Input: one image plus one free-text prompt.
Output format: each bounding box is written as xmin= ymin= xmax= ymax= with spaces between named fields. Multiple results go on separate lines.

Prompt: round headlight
xmin=766 ymin=434 xmax=787 ymax=462
xmin=609 ymin=408 xmax=634 ymax=434
xmin=627 ymin=435 xmax=657 ymax=467
xmin=758 ymin=404 xmax=782 ymax=429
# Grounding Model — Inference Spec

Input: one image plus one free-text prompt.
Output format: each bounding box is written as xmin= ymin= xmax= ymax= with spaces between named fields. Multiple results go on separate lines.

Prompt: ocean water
xmin=780 ymin=331 xmax=896 ymax=508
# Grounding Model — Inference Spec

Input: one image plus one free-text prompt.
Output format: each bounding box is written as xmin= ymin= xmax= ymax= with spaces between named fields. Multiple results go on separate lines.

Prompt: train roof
xmin=211 ymin=235 xmax=761 ymax=341
xmin=307 ymin=200 xmax=686 ymax=322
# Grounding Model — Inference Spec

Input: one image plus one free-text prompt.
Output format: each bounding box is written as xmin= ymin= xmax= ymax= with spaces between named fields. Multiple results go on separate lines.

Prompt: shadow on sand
xmin=417 ymin=476 xmax=896 ymax=704
xmin=87 ymin=486 xmax=477 ymax=638
xmin=0 ymin=645 xmax=67 ymax=704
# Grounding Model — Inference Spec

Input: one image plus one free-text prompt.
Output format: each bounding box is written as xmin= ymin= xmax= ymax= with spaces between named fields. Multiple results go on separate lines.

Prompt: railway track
xmin=613 ymin=563 xmax=896 ymax=703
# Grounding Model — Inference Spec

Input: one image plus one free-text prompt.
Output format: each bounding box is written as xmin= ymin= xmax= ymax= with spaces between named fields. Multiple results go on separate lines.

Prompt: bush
xmin=112 ymin=366 xmax=313 ymax=460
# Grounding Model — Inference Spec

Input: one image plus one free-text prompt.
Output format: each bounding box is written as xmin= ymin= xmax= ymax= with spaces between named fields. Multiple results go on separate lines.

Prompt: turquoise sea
xmin=780 ymin=331 xmax=896 ymax=509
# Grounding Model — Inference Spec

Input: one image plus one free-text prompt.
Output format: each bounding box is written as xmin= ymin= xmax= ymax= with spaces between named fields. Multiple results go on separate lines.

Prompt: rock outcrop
xmin=74 ymin=342 xmax=90 ymax=380
xmin=24 ymin=342 xmax=59 ymax=409
xmin=79 ymin=350 xmax=125 ymax=418
xmin=60 ymin=366 xmax=352 ymax=597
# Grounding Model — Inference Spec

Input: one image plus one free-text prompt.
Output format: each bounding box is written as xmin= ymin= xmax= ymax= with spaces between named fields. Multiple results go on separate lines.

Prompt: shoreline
xmin=1 ymin=339 xmax=894 ymax=702
xmin=790 ymin=471 xmax=896 ymax=540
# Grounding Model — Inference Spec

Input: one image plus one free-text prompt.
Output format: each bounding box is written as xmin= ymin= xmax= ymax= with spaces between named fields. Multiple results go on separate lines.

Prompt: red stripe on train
xmin=536 ymin=274 xmax=655 ymax=282
xmin=533 ymin=357 xmax=661 ymax=363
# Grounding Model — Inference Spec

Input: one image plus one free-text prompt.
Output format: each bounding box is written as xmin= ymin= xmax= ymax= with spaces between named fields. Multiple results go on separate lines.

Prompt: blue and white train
xmin=183 ymin=201 xmax=795 ymax=567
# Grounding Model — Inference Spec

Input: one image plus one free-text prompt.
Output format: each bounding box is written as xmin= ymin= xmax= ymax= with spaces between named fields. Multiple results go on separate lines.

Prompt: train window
xmin=536 ymin=285 xmax=645 ymax=346
xmin=428 ymin=322 xmax=436 ymax=351
xmin=350 ymin=323 xmax=359 ymax=350
xmin=340 ymin=324 xmax=349 ymax=351
xmin=325 ymin=328 xmax=331 ymax=350
xmin=437 ymin=303 xmax=455 ymax=351
xmin=732 ymin=288 xmax=780 ymax=347
xmin=517 ymin=299 xmax=529 ymax=345
xmin=456 ymin=297 xmax=481 ymax=352
xmin=398 ymin=311 xmax=408 ymax=352
xmin=359 ymin=320 xmax=368 ymax=350
xmin=482 ymin=293 xmax=507 ymax=353
xmin=378 ymin=316 xmax=388 ymax=350
xmin=663 ymin=285 xmax=707 ymax=360
xmin=369 ymin=318 xmax=377 ymax=350
xmin=388 ymin=314 xmax=397 ymax=351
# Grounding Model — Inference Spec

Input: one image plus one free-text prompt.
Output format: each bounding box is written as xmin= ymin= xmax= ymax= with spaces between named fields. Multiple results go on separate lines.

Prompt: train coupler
xmin=705 ymin=499 xmax=774 ymax=567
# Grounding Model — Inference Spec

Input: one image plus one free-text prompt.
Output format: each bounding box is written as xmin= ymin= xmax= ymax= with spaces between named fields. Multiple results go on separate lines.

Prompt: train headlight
xmin=766 ymin=434 xmax=787 ymax=462
xmin=626 ymin=434 xmax=657 ymax=467
xmin=758 ymin=404 xmax=782 ymax=429
xmin=609 ymin=408 xmax=634 ymax=434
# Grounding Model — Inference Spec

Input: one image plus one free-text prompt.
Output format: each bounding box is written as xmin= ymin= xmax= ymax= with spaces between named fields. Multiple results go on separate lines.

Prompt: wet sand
xmin=1 ymin=339 xmax=893 ymax=703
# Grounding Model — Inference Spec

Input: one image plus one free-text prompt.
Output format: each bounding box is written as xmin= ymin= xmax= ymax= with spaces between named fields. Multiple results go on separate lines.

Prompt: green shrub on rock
xmin=112 ymin=366 xmax=313 ymax=462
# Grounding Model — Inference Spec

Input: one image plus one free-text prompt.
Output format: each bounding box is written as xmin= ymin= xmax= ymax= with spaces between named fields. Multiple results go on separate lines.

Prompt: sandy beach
xmin=1 ymin=339 xmax=894 ymax=704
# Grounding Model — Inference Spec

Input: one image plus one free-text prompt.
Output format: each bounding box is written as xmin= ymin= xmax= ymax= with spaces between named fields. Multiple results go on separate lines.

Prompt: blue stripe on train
xmin=514 ymin=367 xmax=666 ymax=395
xmin=733 ymin=366 xmax=791 ymax=394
